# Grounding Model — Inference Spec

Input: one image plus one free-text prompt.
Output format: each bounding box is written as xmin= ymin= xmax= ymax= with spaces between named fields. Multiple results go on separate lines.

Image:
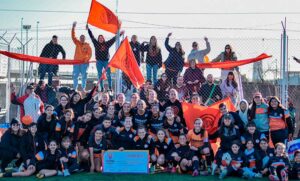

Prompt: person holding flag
xmin=86 ymin=24 xmax=124 ymax=91
xmin=71 ymin=21 xmax=92 ymax=92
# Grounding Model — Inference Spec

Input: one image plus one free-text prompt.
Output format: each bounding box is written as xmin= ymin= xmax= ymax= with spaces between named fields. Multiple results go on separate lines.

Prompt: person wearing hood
xmin=236 ymin=99 xmax=250 ymax=129
xmin=187 ymin=37 xmax=211 ymax=63
xmin=72 ymin=21 xmax=92 ymax=92
xmin=86 ymin=24 xmax=124 ymax=91
xmin=164 ymin=33 xmax=185 ymax=85
xmin=38 ymin=35 xmax=66 ymax=86
xmin=212 ymin=44 xmax=238 ymax=79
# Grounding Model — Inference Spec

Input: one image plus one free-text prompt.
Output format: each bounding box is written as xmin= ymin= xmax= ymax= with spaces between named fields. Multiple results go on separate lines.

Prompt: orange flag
xmin=87 ymin=0 xmax=121 ymax=34
xmin=184 ymin=53 xmax=271 ymax=69
xmin=210 ymin=97 xmax=237 ymax=112
xmin=108 ymin=37 xmax=145 ymax=88
xmin=182 ymin=102 xmax=221 ymax=135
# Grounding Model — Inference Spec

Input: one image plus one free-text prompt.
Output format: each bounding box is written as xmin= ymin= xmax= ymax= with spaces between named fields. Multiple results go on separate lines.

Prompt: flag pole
xmin=115 ymin=0 xmax=122 ymax=94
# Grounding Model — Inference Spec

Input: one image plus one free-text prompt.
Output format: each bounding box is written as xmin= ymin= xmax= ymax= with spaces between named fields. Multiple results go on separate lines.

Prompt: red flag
xmin=108 ymin=37 xmax=145 ymax=88
xmin=184 ymin=53 xmax=271 ymax=69
xmin=87 ymin=0 xmax=121 ymax=34
xmin=210 ymin=97 xmax=237 ymax=112
xmin=0 ymin=50 xmax=94 ymax=65
xmin=182 ymin=102 xmax=221 ymax=135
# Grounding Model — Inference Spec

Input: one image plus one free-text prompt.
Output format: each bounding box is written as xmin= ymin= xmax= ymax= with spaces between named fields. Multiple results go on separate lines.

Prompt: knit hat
xmin=10 ymin=118 xmax=20 ymax=125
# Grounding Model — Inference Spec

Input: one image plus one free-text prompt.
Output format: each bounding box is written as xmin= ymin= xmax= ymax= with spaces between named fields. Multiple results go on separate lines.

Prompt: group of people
xmin=37 ymin=22 xmax=238 ymax=96
xmin=0 ymin=74 xmax=299 ymax=180
xmin=0 ymin=22 xmax=299 ymax=180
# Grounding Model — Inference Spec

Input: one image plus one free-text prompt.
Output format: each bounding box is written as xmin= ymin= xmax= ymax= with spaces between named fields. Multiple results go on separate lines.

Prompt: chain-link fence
xmin=1 ymin=31 xmax=300 ymax=135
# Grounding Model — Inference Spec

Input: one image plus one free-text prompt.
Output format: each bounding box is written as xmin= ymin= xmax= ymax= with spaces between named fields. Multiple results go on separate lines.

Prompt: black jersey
xmin=244 ymin=148 xmax=262 ymax=170
xmin=154 ymin=138 xmax=175 ymax=155
xmin=133 ymin=111 xmax=150 ymax=129
xmin=113 ymin=127 xmax=136 ymax=150
xmin=148 ymin=114 xmax=164 ymax=134
xmin=88 ymin=136 xmax=108 ymax=154
xmin=133 ymin=135 xmax=155 ymax=155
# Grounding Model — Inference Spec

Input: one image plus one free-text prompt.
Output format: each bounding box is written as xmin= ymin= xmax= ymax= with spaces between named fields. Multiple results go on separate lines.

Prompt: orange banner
xmin=185 ymin=53 xmax=271 ymax=69
xmin=0 ymin=50 xmax=96 ymax=65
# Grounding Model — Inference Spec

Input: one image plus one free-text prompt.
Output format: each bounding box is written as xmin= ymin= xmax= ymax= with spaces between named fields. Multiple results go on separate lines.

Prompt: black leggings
xmin=0 ymin=149 xmax=17 ymax=170
xmin=270 ymin=129 xmax=288 ymax=146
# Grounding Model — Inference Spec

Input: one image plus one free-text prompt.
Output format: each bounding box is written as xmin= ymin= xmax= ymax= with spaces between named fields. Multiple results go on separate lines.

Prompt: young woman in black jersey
xmin=55 ymin=109 xmax=75 ymax=143
xmin=88 ymin=128 xmax=108 ymax=173
xmin=163 ymin=107 xmax=184 ymax=144
xmin=133 ymin=100 xmax=150 ymax=129
xmin=152 ymin=129 xmax=175 ymax=169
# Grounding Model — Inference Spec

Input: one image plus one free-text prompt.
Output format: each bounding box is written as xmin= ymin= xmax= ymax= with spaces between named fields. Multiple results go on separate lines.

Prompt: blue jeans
xmin=73 ymin=64 xmax=89 ymax=90
xmin=146 ymin=64 xmax=158 ymax=84
xmin=96 ymin=60 xmax=112 ymax=89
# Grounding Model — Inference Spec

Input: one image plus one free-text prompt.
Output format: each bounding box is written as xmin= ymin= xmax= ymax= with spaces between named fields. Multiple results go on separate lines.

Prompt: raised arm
xmin=87 ymin=24 xmax=98 ymax=45
xmin=71 ymin=21 xmax=80 ymax=44
xmin=165 ymin=33 xmax=173 ymax=52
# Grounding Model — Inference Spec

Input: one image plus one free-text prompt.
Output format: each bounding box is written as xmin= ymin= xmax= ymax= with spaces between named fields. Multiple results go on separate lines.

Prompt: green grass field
xmin=3 ymin=173 xmax=269 ymax=181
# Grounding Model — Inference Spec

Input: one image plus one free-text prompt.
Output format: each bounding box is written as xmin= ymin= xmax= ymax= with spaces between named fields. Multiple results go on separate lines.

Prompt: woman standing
xmin=249 ymin=92 xmax=269 ymax=138
xmin=141 ymin=36 xmax=163 ymax=84
xmin=164 ymin=33 xmax=185 ymax=84
xmin=268 ymin=96 xmax=293 ymax=145
xmin=155 ymin=73 xmax=171 ymax=103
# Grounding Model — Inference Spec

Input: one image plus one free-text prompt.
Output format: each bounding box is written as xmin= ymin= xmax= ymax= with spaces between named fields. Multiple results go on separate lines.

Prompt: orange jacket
xmin=72 ymin=28 xmax=92 ymax=63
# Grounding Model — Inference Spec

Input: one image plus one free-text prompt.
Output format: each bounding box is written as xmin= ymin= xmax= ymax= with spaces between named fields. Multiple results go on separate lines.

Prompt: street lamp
xmin=22 ymin=25 xmax=31 ymax=54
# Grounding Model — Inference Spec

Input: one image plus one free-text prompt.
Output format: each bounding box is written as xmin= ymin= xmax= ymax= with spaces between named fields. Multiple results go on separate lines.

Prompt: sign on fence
xmin=102 ymin=150 xmax=149 ymax=174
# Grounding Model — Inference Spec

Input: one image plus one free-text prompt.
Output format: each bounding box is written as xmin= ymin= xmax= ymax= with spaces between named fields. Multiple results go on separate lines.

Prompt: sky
xmin=1 ymin=0 xmax=300 ymax=79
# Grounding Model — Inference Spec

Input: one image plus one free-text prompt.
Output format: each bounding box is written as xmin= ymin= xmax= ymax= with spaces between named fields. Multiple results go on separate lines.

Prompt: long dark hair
xmin=149 ymin=36 xmax=160 ymax=55
xmin=224 ymin=44 xmax=234 ymax=60
xmin=267 ymin=97 xmax=285 ymax=120
xmin=226 ymin=72 xmax=238 ymax=88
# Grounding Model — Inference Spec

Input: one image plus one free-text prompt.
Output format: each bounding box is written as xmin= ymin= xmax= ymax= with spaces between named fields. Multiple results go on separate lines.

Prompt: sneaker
xmin=211 ymin=163 xmax=217 ymax=176
xmin=63 ymin=169 xmax=70 ymax=177
xmin=57 ymin=171 xmax=63 ymax=176
xmin=192 ymin=170 xmax=199 ymax=177
xmin=150 ymin=165 xmax=155 ymax=174
xmin=280 ymin=170 xmax=288 ymax=181
xmin=254 ymin=173 xmax=263 ymax=178
xmin=268 ymin=175 xmax=280 ymax=181
xmin=219 ymin=169 xmax=227 ymax=179
xmin=200 ymin=170 xmax=209 ymax=176
xmin=36 ymin=173 xmax=45 ymax=179
xmin=171 ymin=167 xmax=177 ymax=173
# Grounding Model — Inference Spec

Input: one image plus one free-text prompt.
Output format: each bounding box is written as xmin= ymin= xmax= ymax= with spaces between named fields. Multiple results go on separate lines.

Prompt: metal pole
xmin=115 ymin=0 xmax=122 ymax=94
xmin=36 ymin=21 xmax=39 ymax=56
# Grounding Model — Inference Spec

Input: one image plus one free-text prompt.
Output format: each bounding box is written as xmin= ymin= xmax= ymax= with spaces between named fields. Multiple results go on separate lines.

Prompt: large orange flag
xmin=182 ymin=102 xmax=221 ymax=135
xmin=87 ymin=0 xmax=121 ymax=34
xmin=108 ymin=37 xmax=145 ymax=88
xmin=182 ymin=97 xmax=236 ymax=133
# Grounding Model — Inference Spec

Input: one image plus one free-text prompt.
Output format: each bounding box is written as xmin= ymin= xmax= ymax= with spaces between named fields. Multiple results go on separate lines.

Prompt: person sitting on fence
xmin=198 ymin=74 xmax=222 ymax=106
xmin=187 ymin=37 xmax=211 ymax=63
xmin=38 ymin=35 xmax=66 ymax=86
xmin=212 ymin=44 xmax=238 ymax=79
xmin=71 ymin=21 xmax=92 ymax=92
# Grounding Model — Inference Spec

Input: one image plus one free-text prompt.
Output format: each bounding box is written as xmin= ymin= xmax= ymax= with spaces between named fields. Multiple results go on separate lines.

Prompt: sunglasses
xmin=225 ymin=47 xmax=230 ymax=49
